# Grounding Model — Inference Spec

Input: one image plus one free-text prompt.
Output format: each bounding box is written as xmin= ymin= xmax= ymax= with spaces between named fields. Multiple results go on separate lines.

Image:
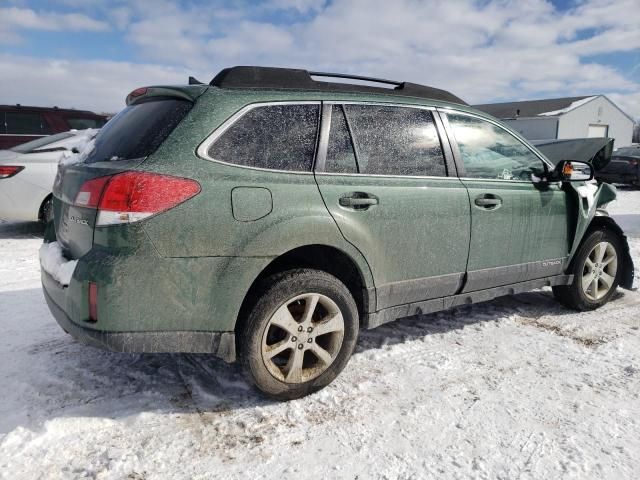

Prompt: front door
xmin=315 ymin=103 xmax=471 ymax=310
xmin=442 ymin=110 xmax=571 ymax=292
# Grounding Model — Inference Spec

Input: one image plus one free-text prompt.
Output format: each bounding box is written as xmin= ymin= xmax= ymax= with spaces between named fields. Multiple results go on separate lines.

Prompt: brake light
xmin=0 ymin=166 xmax=24 ymax=179
xmin=126 ymin=87 xmax=148 ymax=104
xmin=75 ymin=171 xmax=200 ymax=226
xmin=129 ymin=87 xmax=147 ymax=98
xmin=88 ymin=282 xmax=98 ymax=322
xmin=628 ymin=159 xmax=638 ymax=167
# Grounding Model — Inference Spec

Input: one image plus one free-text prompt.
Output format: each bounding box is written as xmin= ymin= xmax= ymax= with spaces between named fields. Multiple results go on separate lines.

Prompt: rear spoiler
xmin=125 ymin=85 xmax=208 ymax=106
xmin=532 ymin=138 xmax=614 ymax=171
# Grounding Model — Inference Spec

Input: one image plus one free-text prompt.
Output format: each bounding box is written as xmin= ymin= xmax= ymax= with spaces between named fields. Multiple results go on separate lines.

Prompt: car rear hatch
xmin=52 ymin=91 xmax=199 ymax=259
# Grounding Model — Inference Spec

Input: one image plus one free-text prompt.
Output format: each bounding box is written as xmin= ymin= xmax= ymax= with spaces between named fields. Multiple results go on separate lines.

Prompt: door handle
xmin=339 ymin=193 xmax=379 ymax=209
xmin=474 ymin=194 xmax=502 ymax=209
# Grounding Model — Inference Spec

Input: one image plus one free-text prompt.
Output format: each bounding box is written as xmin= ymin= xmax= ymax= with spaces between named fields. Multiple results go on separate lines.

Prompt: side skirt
xmin=364 ymin=274 xmax=573 ymax=329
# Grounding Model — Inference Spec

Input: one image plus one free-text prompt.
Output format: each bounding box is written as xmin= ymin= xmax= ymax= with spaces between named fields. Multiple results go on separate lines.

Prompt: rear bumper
xmin=42 ymin=276 xmax=236 ymax=361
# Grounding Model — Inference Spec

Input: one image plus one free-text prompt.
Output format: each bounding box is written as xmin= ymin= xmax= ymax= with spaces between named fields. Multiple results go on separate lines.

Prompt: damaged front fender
xmin=568 ymin=181 xmax=636 ymax=290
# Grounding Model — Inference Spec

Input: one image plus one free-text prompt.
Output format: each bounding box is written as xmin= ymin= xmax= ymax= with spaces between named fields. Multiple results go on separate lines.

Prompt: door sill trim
xmin=364 ymin=274 xmax=573 ymax=329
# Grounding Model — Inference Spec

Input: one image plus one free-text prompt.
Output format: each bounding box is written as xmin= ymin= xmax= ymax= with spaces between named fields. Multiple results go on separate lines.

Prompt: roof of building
xmin=209 ymin=66 xmax=468 ymax=105
xmin=473 ymin=96 xmax=596 ymax=119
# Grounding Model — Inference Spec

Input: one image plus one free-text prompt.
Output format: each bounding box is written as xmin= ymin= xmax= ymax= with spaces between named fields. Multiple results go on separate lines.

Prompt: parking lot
xmin=0 ymin=191 xmax=639 ymax=479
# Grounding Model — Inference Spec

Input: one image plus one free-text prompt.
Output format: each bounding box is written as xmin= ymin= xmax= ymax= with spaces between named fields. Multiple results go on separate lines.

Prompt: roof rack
xmin=210 ymin=66 xmax=467 ymax=105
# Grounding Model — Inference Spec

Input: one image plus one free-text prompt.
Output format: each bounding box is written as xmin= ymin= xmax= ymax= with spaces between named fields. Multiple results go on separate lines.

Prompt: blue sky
xmin=1 ymin=0 xmax=639 ymax=118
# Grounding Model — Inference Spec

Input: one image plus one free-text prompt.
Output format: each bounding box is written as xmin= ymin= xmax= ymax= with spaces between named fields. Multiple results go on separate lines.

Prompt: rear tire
xmin=238 ymin=269 xmax=359 ymax=401
xmin=553 ymin=229 xmax=622 ymax=311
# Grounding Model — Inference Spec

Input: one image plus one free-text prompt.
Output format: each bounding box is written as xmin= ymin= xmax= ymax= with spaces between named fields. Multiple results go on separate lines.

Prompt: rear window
xmin=84 ymin=98 xmax=191 ymax=163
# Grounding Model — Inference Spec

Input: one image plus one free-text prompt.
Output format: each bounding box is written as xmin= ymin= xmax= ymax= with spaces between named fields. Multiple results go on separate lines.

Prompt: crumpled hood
xmin=532 ymin=137 xmax=614 ymax=171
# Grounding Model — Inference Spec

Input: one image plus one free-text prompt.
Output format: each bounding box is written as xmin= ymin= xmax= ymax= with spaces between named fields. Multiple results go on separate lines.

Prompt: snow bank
xmin=538 ymin=96 xmax=596 ymax=116
xmin=59 ymin=129 xmax=98 ymax=166
xmin=38 ymin=241 xmax=77 ymax=286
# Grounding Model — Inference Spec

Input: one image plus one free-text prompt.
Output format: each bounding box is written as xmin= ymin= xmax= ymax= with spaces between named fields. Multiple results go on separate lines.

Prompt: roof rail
xmin=309 ymin=71 xmax=402 ymax=87
xmin=209 ymin=66 xmax=467 ymax=105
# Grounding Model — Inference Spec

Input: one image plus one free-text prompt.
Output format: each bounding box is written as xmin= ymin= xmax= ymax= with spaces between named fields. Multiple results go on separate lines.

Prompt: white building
xmin=474 ymin=95 xmax=635 ymax=148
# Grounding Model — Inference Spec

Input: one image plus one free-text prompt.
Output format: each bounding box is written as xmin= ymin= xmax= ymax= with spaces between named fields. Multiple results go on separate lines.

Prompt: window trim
xmin=438 ymin=107 xmax=555 ymax=183
xmin=196 ymin=101 xmax=321 ymax=175
xmin=315 ymin=101 xmax=454 ymax=179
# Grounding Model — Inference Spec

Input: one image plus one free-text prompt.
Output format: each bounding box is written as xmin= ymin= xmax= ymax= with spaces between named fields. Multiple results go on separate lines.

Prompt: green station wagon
xmin=41 ymin=66 xmax=635 ymax=400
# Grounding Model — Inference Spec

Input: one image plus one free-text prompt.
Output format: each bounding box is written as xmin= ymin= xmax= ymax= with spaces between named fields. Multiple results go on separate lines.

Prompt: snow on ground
xmin=607 ymin=188 xmax=640 ymax=215
xmin=1 ymin=216 xmax=640 ymax=479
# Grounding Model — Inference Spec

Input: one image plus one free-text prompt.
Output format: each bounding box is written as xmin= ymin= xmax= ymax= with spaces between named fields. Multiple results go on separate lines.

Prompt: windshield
xmin=10 ymin=132 xmax=75 ymax=153
xmin=84 ymin=98 xmax=192 ymax=163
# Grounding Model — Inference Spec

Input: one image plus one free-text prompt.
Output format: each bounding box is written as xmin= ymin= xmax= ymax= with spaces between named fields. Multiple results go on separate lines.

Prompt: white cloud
xmin=0 ymin=54 xmax=188 ymax=114
xmin=0 ymin=6 xmax=108 ymax=33
xmin=0 ymin=0 xmax=638 ymax=119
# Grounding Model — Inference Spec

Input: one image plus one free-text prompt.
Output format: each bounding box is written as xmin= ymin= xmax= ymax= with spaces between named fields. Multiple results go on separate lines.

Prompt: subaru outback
xmin=41 ymin=66 xmax=635 ymax=400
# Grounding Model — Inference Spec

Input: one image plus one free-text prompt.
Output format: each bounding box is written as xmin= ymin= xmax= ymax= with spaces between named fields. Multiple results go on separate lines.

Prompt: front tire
xmin=239 ymin=269 xmax=359 ymax=400
xmin=553 ymin=229 xmax=622 ymax=310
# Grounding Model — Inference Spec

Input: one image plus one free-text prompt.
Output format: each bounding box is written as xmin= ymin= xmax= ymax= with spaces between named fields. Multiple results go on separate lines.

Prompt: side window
xmin=343 ymin=105 xmax=446 ymax=176
xmin=67 ymin=118 xmax=101 ymax=129
xmin=208 ymin=104 xmax=319 ymax=171
xmin=447 ymin=113 xmax=544 ymax=180
xmin=5 ymin=112 xmax=50 ymax=135
xmin=326 ymin=105 xmax=357 ymax=173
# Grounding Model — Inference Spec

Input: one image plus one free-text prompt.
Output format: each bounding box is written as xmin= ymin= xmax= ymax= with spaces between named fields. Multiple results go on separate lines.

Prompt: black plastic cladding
xmin=210 ymin=66 xmax=468 ymax=105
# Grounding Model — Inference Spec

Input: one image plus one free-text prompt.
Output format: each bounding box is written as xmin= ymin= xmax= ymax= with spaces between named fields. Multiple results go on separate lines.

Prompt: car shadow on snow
xmin=0 ymin=221 xmax=44 ymax=239
xmin=0 ymin=285 xmax=631 ymax=435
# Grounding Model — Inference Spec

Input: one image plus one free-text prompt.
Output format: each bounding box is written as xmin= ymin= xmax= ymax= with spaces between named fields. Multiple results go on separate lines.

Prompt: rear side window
xmin=5 ymin=112 xmax=51 ymax=135
xmin=342 ymin=105 xmax=446 ymax=176
xmin=208 ymin=104 xmax=319 ymax=172
xmin=84 ymin=99 xmax=191 ymax=163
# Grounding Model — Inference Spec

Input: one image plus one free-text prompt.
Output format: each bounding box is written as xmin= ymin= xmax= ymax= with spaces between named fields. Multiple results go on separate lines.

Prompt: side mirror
xmin=553 ymin=160 xmax=594 ymax=182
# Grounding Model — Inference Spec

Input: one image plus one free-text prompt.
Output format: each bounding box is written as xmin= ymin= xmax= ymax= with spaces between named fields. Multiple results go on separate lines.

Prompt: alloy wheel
xmin=581 ymin=241 xmax=618 ymax=301
xmin=261 ymin=293 xmax=345 ymax=383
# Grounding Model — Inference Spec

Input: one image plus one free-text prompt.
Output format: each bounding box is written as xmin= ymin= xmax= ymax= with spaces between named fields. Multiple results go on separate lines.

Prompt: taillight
xmin=88 ymin=282 xmax=98 ymax=322
xmin=75 ymin=171 xmax=200 ymax=226
xmin=74 ymin=176 xmax=111 ymax=207
xmin=0 ymin=166 xmax=24 ymax=179
xmin=629 ymin=159 xmax=638 ymax=167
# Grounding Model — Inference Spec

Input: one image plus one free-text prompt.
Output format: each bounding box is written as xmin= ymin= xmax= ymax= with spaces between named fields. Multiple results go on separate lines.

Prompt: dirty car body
xmin=40 ymin=67 xmax=636 ymax=399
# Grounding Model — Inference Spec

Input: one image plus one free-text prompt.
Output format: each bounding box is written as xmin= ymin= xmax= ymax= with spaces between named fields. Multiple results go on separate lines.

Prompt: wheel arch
xmin=578 ymin=214 xmax=635 ymax=290
xmin=236 ymin=244 xmax=376 ymax=336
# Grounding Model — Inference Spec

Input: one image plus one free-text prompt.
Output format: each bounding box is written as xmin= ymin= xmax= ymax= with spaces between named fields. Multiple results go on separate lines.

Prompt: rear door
xmin=441 ymin=110 xmax=571 ymax=292
xmin=314 ymin=103 xmax=470 ymax=310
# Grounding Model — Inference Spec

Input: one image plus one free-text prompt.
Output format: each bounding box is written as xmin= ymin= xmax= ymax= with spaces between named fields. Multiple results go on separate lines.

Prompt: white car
xmin=0 ymin=130 xmax=97 ymax=223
